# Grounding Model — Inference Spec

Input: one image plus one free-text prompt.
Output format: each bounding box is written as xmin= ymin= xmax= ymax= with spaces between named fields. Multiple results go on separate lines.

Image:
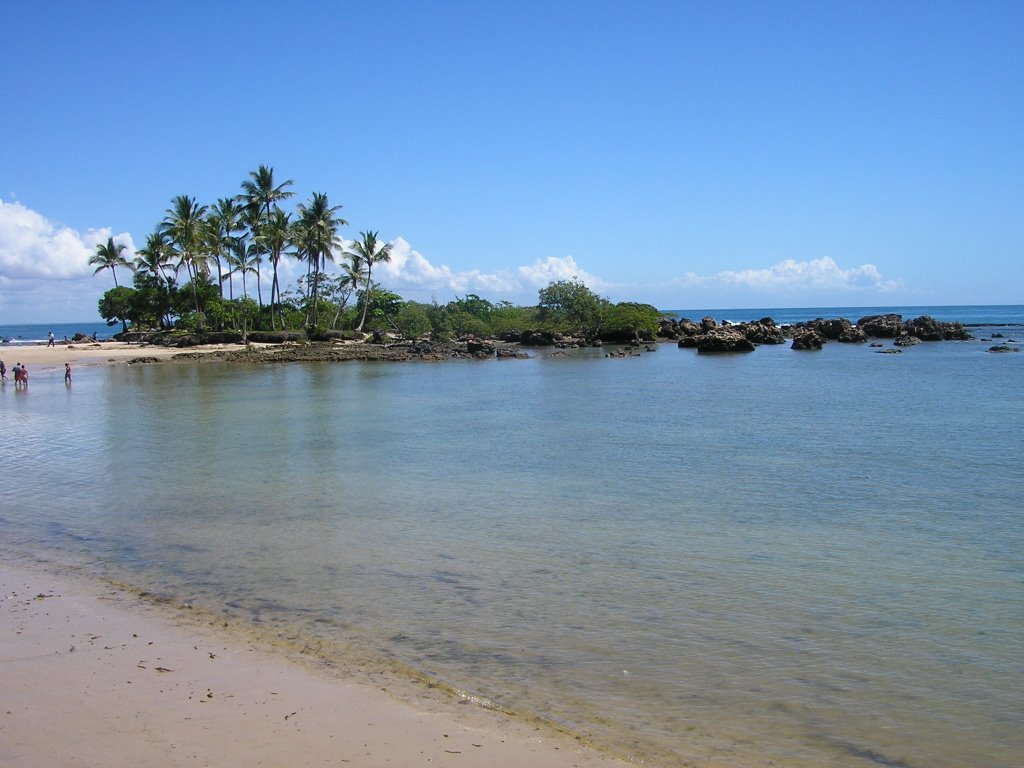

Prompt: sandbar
xmin=1 ymin=562 xmax=628 ymax=768
xmin=0 ymin=342 xmax=252 ymax=373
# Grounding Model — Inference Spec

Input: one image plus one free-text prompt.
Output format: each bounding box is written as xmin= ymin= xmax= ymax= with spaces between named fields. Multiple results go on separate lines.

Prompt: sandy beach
xmin=1 ymin=562 xmax=630 ymax=768
xmin=0 ymin=341 xmax=248 ymax=373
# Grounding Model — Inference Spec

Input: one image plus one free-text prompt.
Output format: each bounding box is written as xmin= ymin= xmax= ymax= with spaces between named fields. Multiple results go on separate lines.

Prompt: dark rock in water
xmin=466 ymin=338 xmax=496 ymax=356
xmin=807 ymin=317 xmax=851 ymax=340
xmin=127 ymin=356 xmax=162 ymax=365
xmin=519 ymin=330 xmax=556 ymax=347
xmin=700 ymin=316 xmax=719 ymax=333
xmin=740 ymin=320 xmax=785 ymax=345
xmin=696 ymin=328 xmax=755 ymax=353
xmin=903 ymin=315 xmax=972 ymax=341
xmin=805 ymin=317 xmax=870 ymax=344
xmin=992 ymin=332 xmax=1004 ymax=338
xmin=677 ymin=318 xmax=702 ymax=337
xmin=677 ymin=336 xmax=700 ymax=349
xmin=870 ymin=342 xmax=884 ymax=348
xmin=838 ymin=327 xmax=868 ymax=343
xmin=496 ymin=347 xmax=528 ymax=359
xmin=875 ymin=348 xmax=903 ymax=354
xmin=857 ymin=314 xmax=903 ymax=338
xmin=791 ymin=331 xmax=824 ymax=350
xmin=893 ymin=334 xmax=922 ymax=347
xmin=988 ymin=345 xmax=1019 ymax=353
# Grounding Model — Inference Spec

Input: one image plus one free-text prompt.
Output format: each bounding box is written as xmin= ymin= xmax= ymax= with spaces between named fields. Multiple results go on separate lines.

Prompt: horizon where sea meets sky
xmin=1 ymin=0 xmax=1022 ymax=324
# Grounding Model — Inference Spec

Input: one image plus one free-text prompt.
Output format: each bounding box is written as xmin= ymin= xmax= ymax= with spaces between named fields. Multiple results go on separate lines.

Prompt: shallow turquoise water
xmin=2 ymin=334 xmax=1022 ymax=767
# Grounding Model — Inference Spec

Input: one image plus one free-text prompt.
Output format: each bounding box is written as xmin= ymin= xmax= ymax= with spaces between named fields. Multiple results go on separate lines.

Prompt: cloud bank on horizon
xmin=2 ymin=200 xmax=903 ymax=323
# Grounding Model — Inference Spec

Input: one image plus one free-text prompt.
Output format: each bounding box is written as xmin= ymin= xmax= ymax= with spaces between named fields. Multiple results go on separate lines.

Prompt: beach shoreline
xmin=1 ymin=558 xmax=631 ymax=768
xmin=0 ymin=341 xmax=263 ymax=374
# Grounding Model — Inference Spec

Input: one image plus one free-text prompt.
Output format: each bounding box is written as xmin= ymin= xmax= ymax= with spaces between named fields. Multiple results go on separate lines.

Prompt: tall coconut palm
xmin=162 ymin=195 xmax=209 ymax=314
xmin=241 ymin=165 xmax=294 ymax=314
xmin=241 ymin=164 xmax=294 ymax=221
xmin=133 ymin=230 xmax=174 ymax=282
xmin=90 ymin=237 xmax=132 ymax=287
xmin=347 ymin=231 xmax=393 ymax=332
xmin=294 ymin=192 xmax=346 ymax=330
xmin=207 ymin=198 xmax=244 ymax=298
xmin=254 ymin=208 xmax=292 ymax=329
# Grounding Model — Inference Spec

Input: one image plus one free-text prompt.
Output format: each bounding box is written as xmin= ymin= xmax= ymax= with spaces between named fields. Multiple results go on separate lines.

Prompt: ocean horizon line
xmin=5 ymin=302 xmax=1024 ymax=329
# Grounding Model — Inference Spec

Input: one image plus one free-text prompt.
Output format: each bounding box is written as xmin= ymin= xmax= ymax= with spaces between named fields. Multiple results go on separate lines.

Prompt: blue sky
xmin=1 ymin=1 xmax=1021 ymax=323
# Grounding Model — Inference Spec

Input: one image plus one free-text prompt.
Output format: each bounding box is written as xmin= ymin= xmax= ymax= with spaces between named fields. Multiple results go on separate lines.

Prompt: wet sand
xmin=1 ymin=562 xmax=628 ymax=768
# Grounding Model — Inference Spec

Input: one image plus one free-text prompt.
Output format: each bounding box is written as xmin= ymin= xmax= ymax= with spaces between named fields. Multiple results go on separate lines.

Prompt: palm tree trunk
xmin=270 ymin=260 xmax=279 ymax=330
xmin=357 ymin=264 xmax=374 ymax=332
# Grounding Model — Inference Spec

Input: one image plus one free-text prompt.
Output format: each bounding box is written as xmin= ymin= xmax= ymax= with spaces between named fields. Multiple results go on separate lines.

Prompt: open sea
xmin=1 ymin=305 xmax=1022 ymax=767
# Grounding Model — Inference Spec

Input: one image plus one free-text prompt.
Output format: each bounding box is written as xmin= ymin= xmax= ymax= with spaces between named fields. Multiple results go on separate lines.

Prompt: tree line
xmin=91 ymin=165 xmax=661 ymax=343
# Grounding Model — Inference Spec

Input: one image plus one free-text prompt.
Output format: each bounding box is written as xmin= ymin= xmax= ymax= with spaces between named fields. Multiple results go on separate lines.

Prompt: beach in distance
xmin=2 ymin=304 xmax=1022 ymax=767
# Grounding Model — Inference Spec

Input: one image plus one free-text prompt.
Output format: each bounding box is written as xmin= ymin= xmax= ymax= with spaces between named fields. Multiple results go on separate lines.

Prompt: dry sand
xmin=0 ymin=341 xmax=245 ymax=373
xmin=1 ymin=563 xmax=631 ymax=768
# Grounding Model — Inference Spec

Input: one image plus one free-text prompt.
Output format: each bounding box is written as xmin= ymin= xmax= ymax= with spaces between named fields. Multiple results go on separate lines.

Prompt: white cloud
xmin=0 ymin=201 xmax=138 ymax=322
xmin=0 ymin=200 xmax=136 ymax=281
xmin=372 ymin=237 xmax=606 ymax=301
xmin=669 ymin=257 xmax=901 ymax=295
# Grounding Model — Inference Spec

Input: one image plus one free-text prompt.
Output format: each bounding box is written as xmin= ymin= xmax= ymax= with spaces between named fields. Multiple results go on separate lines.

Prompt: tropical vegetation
xmin=94 ymin=166 xmax=662 ymax=344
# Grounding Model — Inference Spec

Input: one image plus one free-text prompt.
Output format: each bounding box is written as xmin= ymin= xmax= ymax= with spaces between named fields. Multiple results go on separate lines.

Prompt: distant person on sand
xmin=65 ymin=363 xmax=72 ymax=385
xmin=47 ymin=331 xmax=55 ymax=347
xmin=92 ymin=331 xmax=98 ymax=341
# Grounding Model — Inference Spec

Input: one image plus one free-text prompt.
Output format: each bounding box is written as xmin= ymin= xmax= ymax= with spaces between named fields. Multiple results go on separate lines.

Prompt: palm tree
xmin=294 ymin=192 xmax=346 ymax=330
xmin=90 ymin=237 xmax=132 ymax=287
xmin=254 ymin=208 xmax=292 ymax=329
xmin=133 ymin=230 xmax=173 ymax=282
xmin=207 ymin=198 xmax=244 ymax=298
xmin=241 ymin=164 xmax=294 ymax=221
xmin=347 ymin=231 xmax=393 ymax=332
xmin=238 ymin=202 xmax=268 ymax=309
xmin=162 ymin=195 xmax=209 ymax=314
xmin=241 ymin=165 xmax=294 ymax=315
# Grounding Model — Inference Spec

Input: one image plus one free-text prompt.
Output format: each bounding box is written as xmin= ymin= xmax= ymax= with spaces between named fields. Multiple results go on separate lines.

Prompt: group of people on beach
xmin=0 ymin=360 xmax=71 ymax=389
xmin=1 ymin=360 xmax=28 ymax=389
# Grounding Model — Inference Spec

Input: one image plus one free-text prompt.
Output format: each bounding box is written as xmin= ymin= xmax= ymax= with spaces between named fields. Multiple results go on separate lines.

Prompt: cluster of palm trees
xmin=90 ymin=165 xmax=393 ymax=333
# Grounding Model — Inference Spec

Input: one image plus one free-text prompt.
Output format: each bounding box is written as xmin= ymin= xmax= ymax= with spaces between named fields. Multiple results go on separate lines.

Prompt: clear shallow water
xmin=1 ymin=311 xmax=1022 ymax=767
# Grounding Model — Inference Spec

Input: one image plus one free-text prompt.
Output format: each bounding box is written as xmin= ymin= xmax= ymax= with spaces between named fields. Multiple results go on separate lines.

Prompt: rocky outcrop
xmin=857 ymin=314 xmax=903 ymax=338
xmin=904 ymin=316 xmax=972 ymax=341
xmin=855 ymin=314 xmax=972 ymax=341
xmin=801 ymin=317 xmax=867 ymax=343
xmin=695 ymin=328 xmax=755 ymax=354
xmin=791 ymin=331 xmax=824 ymax=350
xmin=988 ymin=345 xmax=1019 ymax=353
xmin=667 ymin=316 xmax=783 ymax=346
xmin=740 ymin=318 xmax=786 ymax=345
xmin=893 ymin=334 xmax=922 ymax=347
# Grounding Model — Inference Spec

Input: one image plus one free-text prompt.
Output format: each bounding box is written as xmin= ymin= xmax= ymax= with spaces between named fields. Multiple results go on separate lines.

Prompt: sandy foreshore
xmin=0 ymin=341 xmax=251 ymax=373
xmin=1 ymin=562 xmax=629 ymax=768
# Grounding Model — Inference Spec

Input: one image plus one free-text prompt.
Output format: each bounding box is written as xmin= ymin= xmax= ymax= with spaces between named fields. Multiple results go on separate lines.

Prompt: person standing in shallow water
xmin=65 ymin=363 xmax=72 ymax=385
xmin=0 ymin=359 xmax=6 ymax=382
